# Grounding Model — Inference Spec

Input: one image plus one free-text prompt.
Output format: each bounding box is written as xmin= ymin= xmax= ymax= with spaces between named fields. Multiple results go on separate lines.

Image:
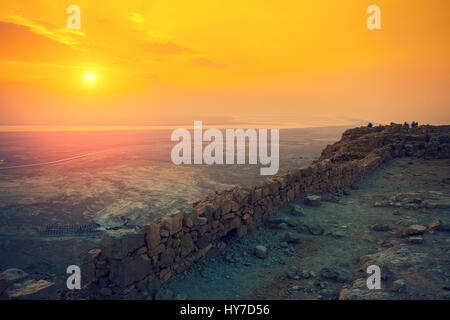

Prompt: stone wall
xmin=81 ymin=124 xmax=450 ymax=298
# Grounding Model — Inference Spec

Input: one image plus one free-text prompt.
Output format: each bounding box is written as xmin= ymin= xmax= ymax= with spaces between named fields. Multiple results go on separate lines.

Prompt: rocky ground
xmin=153 ymin=157 xmax=450 ymax=300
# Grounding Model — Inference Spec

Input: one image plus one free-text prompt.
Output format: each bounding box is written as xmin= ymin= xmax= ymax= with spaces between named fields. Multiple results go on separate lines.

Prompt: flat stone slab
xmin=304 ymin=195 xmax=321 ymax=206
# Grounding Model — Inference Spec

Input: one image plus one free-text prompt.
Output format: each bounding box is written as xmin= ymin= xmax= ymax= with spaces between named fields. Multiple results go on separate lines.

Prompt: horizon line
xmin=0 ymin=123 xmax=361 ymax=132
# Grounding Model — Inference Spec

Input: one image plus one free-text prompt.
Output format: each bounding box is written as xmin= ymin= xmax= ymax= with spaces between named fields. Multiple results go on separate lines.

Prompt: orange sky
xmin=0 ymin=0 xmax=449 ymax=128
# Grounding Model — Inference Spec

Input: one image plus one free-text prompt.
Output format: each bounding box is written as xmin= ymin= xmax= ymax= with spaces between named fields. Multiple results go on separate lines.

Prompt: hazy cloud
xmin=142 ymin=41 xmax=200 ymax=55
xmin=6 ymin=15 xmax=82 ymax=48
xmin=191 ymin=57 xmax=230 ymax=70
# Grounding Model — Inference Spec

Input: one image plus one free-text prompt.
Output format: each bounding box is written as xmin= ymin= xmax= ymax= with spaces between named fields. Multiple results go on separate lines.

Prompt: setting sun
xmin=85 ymin=72 xmax=95 ymax=83
xmin=0 ymin=1 xmax=448 ymax=126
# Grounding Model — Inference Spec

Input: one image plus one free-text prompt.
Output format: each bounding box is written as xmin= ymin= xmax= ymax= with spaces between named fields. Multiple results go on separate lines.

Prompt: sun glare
xmin=85 ymin=72 xmax=95 ymax=83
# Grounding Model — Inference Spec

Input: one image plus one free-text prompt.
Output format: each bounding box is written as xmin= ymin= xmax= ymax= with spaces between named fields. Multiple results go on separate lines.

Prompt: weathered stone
xmin=287 ymin=266 xmax=299 ymax=280
xmin=183 ymin=208 xmax=199 ymax=228
xmin=301 ymin=271 xmax=311 ymax=279
xmin=276 ymin=222 xmax=289 ymax=230
xmin=143 ymin=223 xmax=160 ymax=250
xmin=306 ymin=224 xmax=324 ymax=235
xmin=300 ymin=166 xmax=313 ymax=177
xmin=198 ymin=217 xmax=208 ymax=225
xmin=287 ymin=188 xmax=295 ymax=201
xmin=350 ymin=183 xmax=359 ymax=190
xmin=195 ymin=243 xmax=214 ymax=260
xmin=148 ymin=243 xmax=165 ymax=256
xmin=321 ymin=193 xmax=340 ymax=203
xmin=222 ymin=212 xmax=235 ymax=220
xmin=291 ymin=204 xmax=304 ymax=216
xmin=267 ymin=216 xmax=300 ymax=227
xmin=216 ymin=199 xmax=228 ymax=215
xmin=82 ymin=249 xmax=102 ymax=284
xmin=181 ymin=233 xmax=195 ymax=256
xmin=100 ymin=229 xmax=144 ymax=259
xmin=319 ymin=267 xmax=353 ymax=283
xmin=284 ymin=232 xmax=302 ymax=243
xmin=428 ymin=219 xmax=450 ymax=231
xmin=159 ymin=268 xmax=172 ymax=282
xmin=211 ymin=220 xmax=220 ymax=229
xmin=254 ymin=188 xmax=263 ymax=202
xmin=255 ymin=245 xmax=268 ymax=259
xmin=196 ymin=233 xmax=212 ymax=249
xmin=278 ymin=176 xmax=288 ymax=188
xmin=331 ymin=230 xmax=346 ymax=238
xmin=402 ymin=224 xmax=427 ymax=237
xmin=173 ymin=262 xmax=187 ymax=274
xmin=160 ymin=248 xmax=175 ymax=268
xmin=197 ymin=223 xmax=209 ymax=235
xmin=407 ymin=236 xmax=424 ymax=244
xmin=262 ymin=184 xmax=271 ymax=197
xmin=160 ymin=229 xmax=169 ymax=238
xmin=123 ymin=286 xmax=143 ymax=300
xmin=162 ymin=210 xmax=184 ymax=235
xmin=172 ymin=238 xmax=181 ymax=248
xmin=109 ymin=254 xmax=153 ymax=288
xmin=304 ymin=195 xmax=321 ymax=206
xmin=136 ymin=246 xmax=148 ymax=254
xmin=228 ymin=216 xmax=241 ymax=231
xmin=371 ymin=224 xmax=390 ymax=232
xmin=428 ymin=219 xmax=442 ymax=230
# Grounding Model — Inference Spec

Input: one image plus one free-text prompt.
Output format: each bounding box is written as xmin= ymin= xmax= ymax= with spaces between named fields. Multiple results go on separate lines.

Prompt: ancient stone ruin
xmin=81 ymin=123 xmax=450 ymax=298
